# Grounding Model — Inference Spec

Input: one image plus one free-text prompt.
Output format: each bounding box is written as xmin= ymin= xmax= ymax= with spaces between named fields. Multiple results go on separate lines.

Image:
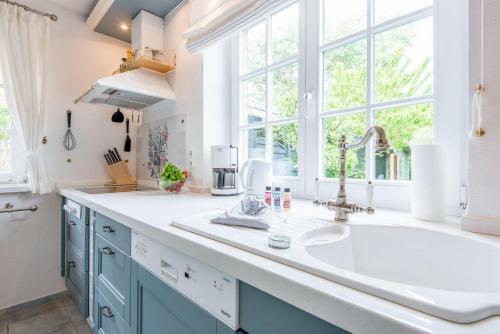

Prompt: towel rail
xmin=0 ymin=203 xmax=38 ymax=214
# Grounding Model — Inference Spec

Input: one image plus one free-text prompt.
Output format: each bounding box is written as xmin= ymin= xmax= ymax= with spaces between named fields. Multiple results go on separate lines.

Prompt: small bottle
xmin=264 ymin=186 xmax=272 ymax=206
xmin=273 ymin=187 xmax=282 ymax=211
xmin=282 ymin=188 xmax=291 ymax=211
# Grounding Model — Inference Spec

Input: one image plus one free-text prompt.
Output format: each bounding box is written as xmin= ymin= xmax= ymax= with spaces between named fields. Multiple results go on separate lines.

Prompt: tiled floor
xmin=0 ymin=293 xmax=92 ymax=334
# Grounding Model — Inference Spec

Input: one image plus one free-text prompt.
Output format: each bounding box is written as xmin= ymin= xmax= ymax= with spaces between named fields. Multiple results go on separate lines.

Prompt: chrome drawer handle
xmin=102 ymin=226 xmax=115 ymax=233
xmin=68 ymin=261 xmax=76 ymax=268
xmin=102 ymin=306 xmax=114 ymax=318
xmin=102 ymin=247 xmax=114 ymax=256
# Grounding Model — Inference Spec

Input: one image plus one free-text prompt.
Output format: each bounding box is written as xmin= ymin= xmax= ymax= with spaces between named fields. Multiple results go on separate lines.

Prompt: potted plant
xmin=158 ymin=163 xmax=188 ymax=193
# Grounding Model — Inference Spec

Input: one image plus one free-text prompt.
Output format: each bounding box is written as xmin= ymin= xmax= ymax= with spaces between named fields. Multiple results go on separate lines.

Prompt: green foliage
xmin=0 ymin=103 xmax=10 ymax=129
xmin=160 ymin=163 xmax=185 ymax=182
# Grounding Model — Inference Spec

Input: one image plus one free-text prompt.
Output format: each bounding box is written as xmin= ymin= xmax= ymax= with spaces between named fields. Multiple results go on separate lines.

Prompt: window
xmin=240 ymin=2 xmax=300 ymax=177
xmin=320 ymin=1 xmax=433 ymax=182
xmin=235 ymin=0 xmax=467 ymax=208
xmin=0 ymin=71 xmax=21 ymax=183
xmin=0 ymin=76 xmax=12 ymax=173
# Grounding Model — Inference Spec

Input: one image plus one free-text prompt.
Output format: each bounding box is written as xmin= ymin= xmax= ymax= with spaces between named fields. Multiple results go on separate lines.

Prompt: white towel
xmin=211 ymin=197 xmax=285 ymax=229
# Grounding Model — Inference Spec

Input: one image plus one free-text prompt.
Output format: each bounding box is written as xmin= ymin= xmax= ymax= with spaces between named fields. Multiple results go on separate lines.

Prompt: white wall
xmin=465 ymin=0 xmax=500 ymax=232
xmin=142 ymin=1 xmax=233 ymax=191
xmin=0 ymin=1 xmax=133 ymax=309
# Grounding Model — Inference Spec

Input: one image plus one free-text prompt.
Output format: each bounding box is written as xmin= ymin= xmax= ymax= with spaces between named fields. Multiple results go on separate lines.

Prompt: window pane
xmin=323 ymin=39 xmax=367 ymax=112
xmin=0 ymin=131 xmax=10 ymax=172
xmin=242 ymin=74 xmax=266 ymax=124
xmin=374 ymin=17 xmax=433 ymax=103
xmin=324 ymin=0 xmax=367 ymax=43
xmin=0 ymin=98 xmax=9 ymax=128
xmin=374 ymin=103 xmax=433 ymax=181
xmin=272 ymin=3 xmax=299 ymax=63
xmin=375 ymin=0 xmax=433 ymax=24
xmin=323 ymin=112 xmax=366 ymax=179
xmin=243 ymin=128 xmax=266 ymax=160
xmin=272 ymin=123 xmax=298 ymax=176
xmin=272 ymin=63 xmax=298 ymax=120
xmin=244 ymin=21 xmax=266 ymax=73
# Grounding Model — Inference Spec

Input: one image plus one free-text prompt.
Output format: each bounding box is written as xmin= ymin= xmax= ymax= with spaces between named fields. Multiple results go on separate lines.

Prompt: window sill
xmin=0 ymin=184 xmax=31 ymax=194
xmin=317 ymin=178 xmax=411 ymax=188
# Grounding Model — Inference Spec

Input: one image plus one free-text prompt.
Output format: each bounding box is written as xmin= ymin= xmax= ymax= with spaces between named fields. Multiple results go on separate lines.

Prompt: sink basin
xmin=174 ymin=212 xmax=500 ymax=323
xmin=300 ymin=223 xmax=500 ymax=323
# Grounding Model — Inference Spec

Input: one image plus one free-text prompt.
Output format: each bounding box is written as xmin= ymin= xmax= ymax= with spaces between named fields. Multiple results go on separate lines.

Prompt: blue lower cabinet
xmin=239 ymin=282 xmax=350 ymax=334
xmin=130 ymin=262 xmax=225 ymax=334
xmin=95 ymin=291 xmax=127 ymax=334
xmin=62 ymin=197 xmax=89 ymax=318
xmin=95 ymin=234 xmax=131 ymax=321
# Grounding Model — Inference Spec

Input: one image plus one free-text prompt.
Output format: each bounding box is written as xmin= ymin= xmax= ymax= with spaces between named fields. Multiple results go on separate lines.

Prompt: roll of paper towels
xmin=411 ymin=144 xmax=447 ymax=222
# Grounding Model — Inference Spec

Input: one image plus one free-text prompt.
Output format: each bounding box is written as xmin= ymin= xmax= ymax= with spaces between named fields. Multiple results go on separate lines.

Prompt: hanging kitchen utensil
xmin=124 ymin=118 xmax=131 ymax=152
xmin=111 ymin=107 xmax=124 ymax=123
xmin=63 ymin=109 xmax=76 ymax=150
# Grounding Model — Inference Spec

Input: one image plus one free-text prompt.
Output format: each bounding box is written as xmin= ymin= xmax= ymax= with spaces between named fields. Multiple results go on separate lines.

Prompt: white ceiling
xmin=46 ymin=0 xmax=96 ymax=16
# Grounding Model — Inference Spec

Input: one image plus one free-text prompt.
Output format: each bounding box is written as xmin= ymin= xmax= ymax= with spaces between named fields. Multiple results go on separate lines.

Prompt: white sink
xmin=174 ymin=212 xmax=500 ymax=323
xmin=300 ymin=223 xmax=500 ymax=323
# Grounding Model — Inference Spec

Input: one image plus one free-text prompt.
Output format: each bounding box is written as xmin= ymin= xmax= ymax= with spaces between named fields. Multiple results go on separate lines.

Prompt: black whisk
xmin=63 ymin=109 xmax=76 ymax=150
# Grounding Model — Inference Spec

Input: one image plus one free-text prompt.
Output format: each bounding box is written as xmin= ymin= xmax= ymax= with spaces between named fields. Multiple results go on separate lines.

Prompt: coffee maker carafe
xmin=211 ymin=145 xmax=242 ymax=196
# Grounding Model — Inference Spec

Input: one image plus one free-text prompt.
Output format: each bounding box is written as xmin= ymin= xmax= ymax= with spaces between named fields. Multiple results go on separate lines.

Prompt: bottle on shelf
xmin=273 ymin=187 xmax=282 ymax=212
xmin=264 ymin=186 xmax=272 ymax=206
xmin=283 ymin=188 xmax=291 ymax=211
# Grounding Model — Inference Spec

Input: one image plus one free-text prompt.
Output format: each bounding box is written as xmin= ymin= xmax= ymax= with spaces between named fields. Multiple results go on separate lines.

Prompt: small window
xmin=0 ymin=71 xmax=22 ymax=183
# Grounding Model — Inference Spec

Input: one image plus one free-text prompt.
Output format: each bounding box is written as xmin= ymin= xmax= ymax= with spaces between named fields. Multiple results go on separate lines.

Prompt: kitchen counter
xmin=59 ymin=187 xmax=500 ymax=334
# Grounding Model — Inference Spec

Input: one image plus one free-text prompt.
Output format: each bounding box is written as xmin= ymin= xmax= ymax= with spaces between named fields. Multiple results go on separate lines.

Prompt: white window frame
xmin=232 ymin=0 xmax=468 ymax=213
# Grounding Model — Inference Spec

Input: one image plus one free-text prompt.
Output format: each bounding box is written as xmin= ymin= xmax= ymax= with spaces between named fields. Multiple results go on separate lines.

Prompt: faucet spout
xmin=345 ymin=125 xmax=389 ymax=152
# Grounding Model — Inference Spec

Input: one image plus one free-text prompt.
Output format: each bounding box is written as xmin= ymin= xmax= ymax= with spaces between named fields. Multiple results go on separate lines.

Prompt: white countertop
xmin=59 ymin=187 xmax=500 ymax=334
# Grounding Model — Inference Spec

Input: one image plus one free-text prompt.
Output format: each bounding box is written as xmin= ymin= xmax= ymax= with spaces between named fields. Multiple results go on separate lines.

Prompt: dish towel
xmin=211 ymin=196 xmax=285 ymax=229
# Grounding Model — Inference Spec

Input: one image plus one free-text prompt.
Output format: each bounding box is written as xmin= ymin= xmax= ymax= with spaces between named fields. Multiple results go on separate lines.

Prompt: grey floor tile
xmin=10 ymin=300 xmax=66 ymax=322
xmin=64 ymin=301 xmax=86 ymax=326
xmin=9 ymin=301 xmax=72 ymax=334
xmin=50 ymin=324 xmax=77 ymax=334
xmin=75 ymin=323 xmax=92 ymax=334
xmin=10 ymin=293 xmax=63 ymax=315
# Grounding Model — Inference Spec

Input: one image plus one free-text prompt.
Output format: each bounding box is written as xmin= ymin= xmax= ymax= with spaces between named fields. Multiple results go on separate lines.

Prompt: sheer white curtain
xmin=0 ymin=2 xmax=52 ymax=194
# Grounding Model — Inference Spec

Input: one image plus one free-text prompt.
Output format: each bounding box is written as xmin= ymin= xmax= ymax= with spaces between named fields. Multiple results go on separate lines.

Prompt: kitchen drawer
xmin=95 ymin=212 xmax=131 ymax=255
xmin=67 ymin=260 xmax=86 ymax=296
xmin=95 ymin=234 xmax=131 ymax=321
xmin=67 ymin=240 xmax=87 ymax=272
xmin=64 ymin=198 xmax=87 ymax=225
xmin=66 ymin=259 xmax=89 ymax=317
xmin=67 ymin=218 xmax=88 ymax=254
xmin=95 ymin=290 xmax=126 ymax=334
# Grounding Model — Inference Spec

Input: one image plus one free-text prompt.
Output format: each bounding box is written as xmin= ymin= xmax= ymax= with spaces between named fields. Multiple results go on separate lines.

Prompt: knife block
xmin=106 ymin=161 xmax=135 ymax=185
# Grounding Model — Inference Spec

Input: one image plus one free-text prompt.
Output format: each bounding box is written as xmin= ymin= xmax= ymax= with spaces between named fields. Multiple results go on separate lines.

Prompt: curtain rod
xmin=0 ymin=0 xmax=58 ymax=21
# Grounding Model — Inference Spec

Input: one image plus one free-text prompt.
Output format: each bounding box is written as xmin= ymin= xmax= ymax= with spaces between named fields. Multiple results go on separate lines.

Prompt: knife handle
xmin=113 ymin=148 xmax=122 ymax=161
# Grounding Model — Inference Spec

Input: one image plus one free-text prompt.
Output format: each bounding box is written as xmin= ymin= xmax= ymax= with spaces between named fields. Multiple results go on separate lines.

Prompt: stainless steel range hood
xmin=75 ymin=68 xmax=175 ymax=110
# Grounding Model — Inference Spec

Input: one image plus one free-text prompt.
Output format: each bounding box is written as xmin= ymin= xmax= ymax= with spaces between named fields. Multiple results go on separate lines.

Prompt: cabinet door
xmin=65 ymin=204 xmax=89 ymax=318
xmin=130 ymin=262 xmax=218 ymax=334
xmin=239 ymin=282 xmax=350 ymax=334
xmin=95 ymin=291 xmax=126 ymax=334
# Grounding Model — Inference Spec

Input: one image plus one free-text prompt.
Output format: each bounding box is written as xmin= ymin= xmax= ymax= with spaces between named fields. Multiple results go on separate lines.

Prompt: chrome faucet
xmin=314 ymin=126 xmax=389 ymax=223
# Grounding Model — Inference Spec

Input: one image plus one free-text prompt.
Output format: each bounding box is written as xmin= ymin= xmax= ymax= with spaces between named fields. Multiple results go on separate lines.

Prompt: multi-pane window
xmin=0 ymin=73 xmax=12 ymax=173
xmin=240 ymin=2 xmax=300 ymax=177
xmin=239 ymin=0 xmax=436 ymax=185
xmin=321 ymin=0 xmax=434 ymax=181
